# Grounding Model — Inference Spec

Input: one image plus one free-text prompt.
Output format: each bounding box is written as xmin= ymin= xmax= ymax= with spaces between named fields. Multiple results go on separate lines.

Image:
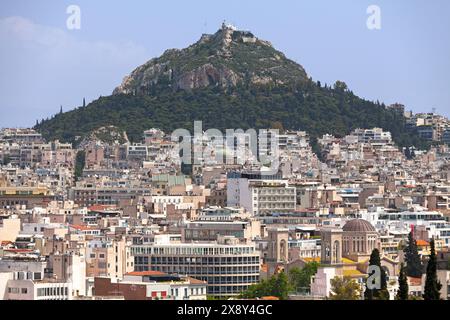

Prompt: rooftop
xmin=343 ymin=219 xmax=376 ymax=233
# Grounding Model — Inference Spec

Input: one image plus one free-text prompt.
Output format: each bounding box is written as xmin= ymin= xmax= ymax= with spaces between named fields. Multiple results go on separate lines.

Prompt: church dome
xmin=342 ymin=219 xmax=376 ymax=232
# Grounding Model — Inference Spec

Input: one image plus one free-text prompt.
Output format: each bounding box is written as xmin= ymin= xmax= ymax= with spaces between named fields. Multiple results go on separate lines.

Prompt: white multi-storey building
xmin=131 ymin=237 xmax=260 ymax=297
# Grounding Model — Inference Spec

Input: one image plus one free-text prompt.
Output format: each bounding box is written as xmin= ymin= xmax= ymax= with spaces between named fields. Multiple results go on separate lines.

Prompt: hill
xmin=35 ymin=23 xmax=428 ymax=150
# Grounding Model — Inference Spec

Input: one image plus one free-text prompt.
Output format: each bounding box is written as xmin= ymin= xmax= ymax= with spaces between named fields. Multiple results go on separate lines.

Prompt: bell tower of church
xmin=321 ymin=228 xmax=343 ymax=265
xmin=267 ymin=227 xmax=289 ymax=263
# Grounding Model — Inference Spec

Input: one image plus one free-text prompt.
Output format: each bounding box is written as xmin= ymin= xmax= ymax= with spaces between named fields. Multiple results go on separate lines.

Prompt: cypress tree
xmin=423 ymin=239 xmax=442 ymax=300
xmin=404 ymin=147 xmax=411 ymax=159
xmin=403 ymin=231 xmax=422 ymax=277
xmin=83 ymin=97 xmax=86 ymax=108
xmin=396 ymin=263 xmax=409 ymax=300
xmin=365 ymin=249 xmax=389 ymax=300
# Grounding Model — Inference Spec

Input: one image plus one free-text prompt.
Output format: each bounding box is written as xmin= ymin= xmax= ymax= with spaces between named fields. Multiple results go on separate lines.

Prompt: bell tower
xmin=267 ymin=227 xmax=289 ymax=263
xmin=321 ymin=228 xmax=343 ymax=265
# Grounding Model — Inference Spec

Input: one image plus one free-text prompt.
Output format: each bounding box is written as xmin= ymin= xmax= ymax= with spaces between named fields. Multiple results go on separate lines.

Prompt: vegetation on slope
xmin=35 ymin=81 xmax=429 ymax=150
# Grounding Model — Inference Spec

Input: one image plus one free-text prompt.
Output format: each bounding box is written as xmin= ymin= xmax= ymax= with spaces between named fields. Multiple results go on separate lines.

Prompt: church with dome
xmin=305 ymin=218 xmax=399 ymax=298
xmin=320 ymin=219 xmax=399 ymax=277
xmin=264 ymin=218 xmax=400 ymax=298
xmin=322 ymin=218 xmax=379 ymax=264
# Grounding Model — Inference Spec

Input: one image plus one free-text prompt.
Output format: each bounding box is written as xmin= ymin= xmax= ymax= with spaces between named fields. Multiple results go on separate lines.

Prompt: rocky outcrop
xmin=113 ymin=23 xmax=308 ymax=94
xmin=175 ymin=63 xmax=239 ymax=90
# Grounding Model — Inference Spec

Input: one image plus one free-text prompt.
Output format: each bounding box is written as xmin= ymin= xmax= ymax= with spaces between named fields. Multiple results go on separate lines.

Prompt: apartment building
xmin=0 ymin=186 xmax=53 ymax=209
xmin=0 ymin=272 xmax=72 ymax=300
xmin=227 ymin=172 xmax=295 ymax=215
xmin=183 ymin=220 xmax=260 ymax=243
xmin=69 ymin=186 xmax=150 ymax=207
xmin=94 ymin=271 xmax=207 ymax=300
xmin=249 ymin=181 xmax=296 ymax=215
xmin=85 ymin=238 xmax=133 ymax=279
xmin=130 ymin=237 xmax=260 ymax=297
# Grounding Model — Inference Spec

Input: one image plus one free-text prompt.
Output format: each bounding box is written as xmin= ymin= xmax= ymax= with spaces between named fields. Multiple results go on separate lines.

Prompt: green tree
xmin=364 ymin=249 xmax=389 ymax=300
xmin=74 ymin=150 xmax=86 ymax=181
xmin=271 ymin=271 xmax=290 ymax=300
xmin=270 ymin=121 xmax=284 ymax=132
xmin=423 ymin=239 xmax=442 ymax=300
xmin=288 ymin=262 xmax=319 ymax=294
xmin=329 ymin=276 xmax=361 ymax=300
xmin=35 ymin=81 xmax=430 ymax=152
xmin=403 ymin=231 xmax=423 ymax=277
xmin=333 ymin=80 xmax=348 ymax=92
xmin=396 ymin=263 xmax=409 ymax=300
xmin=241 ymin=272 xmax=290 ymax=300
xmin=404 ymin=147 xmax=412 ymax=160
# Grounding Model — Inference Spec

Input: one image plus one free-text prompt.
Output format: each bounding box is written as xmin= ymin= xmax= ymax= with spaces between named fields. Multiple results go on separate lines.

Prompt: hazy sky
xmin=1 ymin=0 xmax=449 ymax=128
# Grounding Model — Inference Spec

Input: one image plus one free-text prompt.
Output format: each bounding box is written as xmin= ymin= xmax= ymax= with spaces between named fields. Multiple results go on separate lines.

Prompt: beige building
xmin=85 ymin=238 xmax=133 ymax=279
xmin=0 ymin=216 xmax=21 ymax=242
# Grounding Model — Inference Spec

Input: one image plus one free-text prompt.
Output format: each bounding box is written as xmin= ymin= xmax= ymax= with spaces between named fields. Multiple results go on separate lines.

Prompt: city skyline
xmin=1 ymin=0 xmax=450 ymax=128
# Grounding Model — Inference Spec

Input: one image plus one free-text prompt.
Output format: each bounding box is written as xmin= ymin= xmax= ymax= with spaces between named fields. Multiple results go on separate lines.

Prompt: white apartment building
xmin=0 ymin=271 xmax=72 ymax=300
xmin=131 ymin=238 xmax=260 ymax=297
xmin=249 ymin=181 xmax=296 ymax=215
xmin=375 ymin=209 xmax=450 ymax=246
xmin=227 ymin=174 xmax=296 ymax=215
xmin=349 ymin=128 xmax=393 ymax=148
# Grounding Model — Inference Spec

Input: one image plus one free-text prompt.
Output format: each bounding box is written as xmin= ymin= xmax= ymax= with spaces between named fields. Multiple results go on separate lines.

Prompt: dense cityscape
xmin=1 ymin=104 xmax=450 ymax=300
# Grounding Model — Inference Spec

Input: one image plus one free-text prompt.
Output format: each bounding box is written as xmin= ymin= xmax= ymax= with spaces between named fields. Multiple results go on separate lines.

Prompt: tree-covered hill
xmin=35 ymin=23 xmax=428 ymax=150
xmin=35 ymin=81 xmax=427 ymax=149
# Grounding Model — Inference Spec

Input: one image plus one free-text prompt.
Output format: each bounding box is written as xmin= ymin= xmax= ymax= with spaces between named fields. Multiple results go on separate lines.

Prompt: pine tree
xmin=268 ymin=271 xmax=290 ymax=300
xmin=404 ymin=231 xmax=422 ymax=277
xmin=423 ymin=239 xmax=442 ymax=300
xmin=365 ymin=249 xmax=389 ymax=300
xmin=396 ymin=263 xmax=409 ymax=300
xmin=241 ymin=271 xmax=290 ymax=300
xmin=329 ymin=276 xmax=362 ymax=300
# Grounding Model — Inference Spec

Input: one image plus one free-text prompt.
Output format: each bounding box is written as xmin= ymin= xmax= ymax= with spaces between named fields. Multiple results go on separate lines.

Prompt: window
xmin=21 ymin=288 xmax=28 ymax=294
